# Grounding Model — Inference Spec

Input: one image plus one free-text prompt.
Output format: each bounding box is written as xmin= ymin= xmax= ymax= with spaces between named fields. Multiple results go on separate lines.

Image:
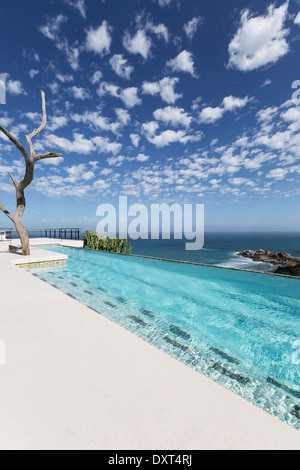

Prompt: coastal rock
xmin=238 ymin=249 xmax=300 ymax=267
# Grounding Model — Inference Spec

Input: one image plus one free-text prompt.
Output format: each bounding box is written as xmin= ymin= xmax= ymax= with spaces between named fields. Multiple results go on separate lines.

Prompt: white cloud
xmin=142 ymin=120 xmax=201 ymax=148
xmin=153 ymin=106 xmax=192 ymax=127
xmin=68 ymin=86 xmax=91 ymax=100
xmin=119 ymin=87 xmax=141 ymax=108
xmin=130 ymin=134 xmax=141 ymax=147
xmin=156 ymin=0 xmax=172 ymax=6
xmin=43 ymin=133 xmax=95 ymax=155
xmin=267 ymin=168 xmax=289 ymax=179
xmin=223 ymin=95 xmax=250 ymax=111
xmin=90 ymin=70 xmax=102 ymax=84
xmin=115 ymin=108 xmax=131 ymax=125
xmin=98 ymin=81 xmax=141 ymax=108
xmin=107 ymin=155 xmax=128 ymax=167
xmin=109 ymin=54 xmax=134 ymax=80
xmin=64 ymin=0 xmax=86 ymax=19
xmin=56 ymin=73 xmax=74 ymax=83
xmin=39 ymin=133 xmax=122 ymax=156
xmin=200 ymin=96 xmax=251 ymax=124
xmin=71 ymin=109 xmax=129 ymax=135
xmin=228 ymin=2 xmax=290 ymax=71
xmin=39 ymin=16 xmax=80 ymax=70
xmin=123 ymin=29 xmax=152 ymax=59
xmin=146 ymin=21 xmax=169 ymax=42
xmin=294 ymin=12 xmax=300 ymax=25
xmin=39 ymin=14 xmax=67 ymax=41
xmin=86 ymin=21 xmax=112 ymax=56
xmin=92 ymin=136 xmax=122 ymax=155
xmin=184 ymin=17 xmax=202 ymax=39
xmin=136 ymin=153 xmax=150 ymax=162
xmin=166 ymin=50 xmax=196 ymax=76
xmin=199 ymin=107 xmax=225 ymax=124
xmin=97 ymin=82 xmax=120 ymax=98
xmin=142 ymin=77 xmax=182 ymax=104
xmin=49 ymin=116 xmax=68 ymax=131
xmin=29 ymin=69 xmax=39 ymax=79
xmin=262 ymin=79 xmax=272 ymax=87
xmin=0 ymin=74 xmax=26 ymax=96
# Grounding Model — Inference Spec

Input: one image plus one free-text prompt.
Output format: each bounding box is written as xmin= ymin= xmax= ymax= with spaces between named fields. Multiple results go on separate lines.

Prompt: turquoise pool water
xmin=27 ymin=246 xmax=300 ymax=429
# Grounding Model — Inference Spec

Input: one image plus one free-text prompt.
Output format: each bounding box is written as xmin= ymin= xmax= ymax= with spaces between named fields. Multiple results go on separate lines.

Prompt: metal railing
xmin=0 ymin=228 xmax=81 ymax=241
xmin=45 ymin=228 xmax=81 ymax=240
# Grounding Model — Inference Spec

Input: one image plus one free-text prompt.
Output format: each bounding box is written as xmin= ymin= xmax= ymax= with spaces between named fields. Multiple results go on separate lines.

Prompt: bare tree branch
xmin=0 ymin=125 xmax=30 ymax=164
xmin=0 ymin=201 xmax=14 ymax=222
xmin=8 ymin=171 xmax=19 ymax=189
xmin=34 ymin=152 xmax=63 ymax=162
xmin=25 ymin=90 xmax=47 ymax=158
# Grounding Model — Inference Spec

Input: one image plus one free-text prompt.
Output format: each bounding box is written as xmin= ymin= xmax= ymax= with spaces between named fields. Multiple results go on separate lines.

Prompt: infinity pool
xmin=27 ymin=246 xmax=300 ymax=429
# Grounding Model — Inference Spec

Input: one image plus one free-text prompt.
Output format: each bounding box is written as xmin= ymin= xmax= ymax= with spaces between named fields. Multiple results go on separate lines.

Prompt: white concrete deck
xmin=0 ymin=243 xmax=299 ymax=450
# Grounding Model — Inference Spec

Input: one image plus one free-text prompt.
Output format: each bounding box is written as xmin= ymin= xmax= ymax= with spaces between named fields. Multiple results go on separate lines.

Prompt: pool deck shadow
xmin=0 ymin=244 xmax=299 ymax=450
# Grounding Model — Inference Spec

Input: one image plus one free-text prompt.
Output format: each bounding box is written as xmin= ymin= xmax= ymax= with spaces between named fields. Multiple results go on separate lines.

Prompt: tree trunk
xmin=14 ymin=187 xmax=30 ymax=256
xmin=15 ymin=219 xmax=30 ymax=256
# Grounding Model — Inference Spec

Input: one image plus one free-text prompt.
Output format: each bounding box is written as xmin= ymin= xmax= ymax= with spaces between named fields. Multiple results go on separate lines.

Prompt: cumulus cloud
xmin=199 ymin=107 xmax=225 ymax=124
xmin=109 ymin=54 xmax=134 ymax=80
xmin=119 ymin=87 xmax=142 ymax=108
xmin=39 ymin=133 xmax=122 ymax=156
xmin=86 ymin=21 xmax=112 ymax=56
xmin=184 ymin=17 xmax=202 ymax=39
xmin=228 ymin=2 xmax=290 ymax=71
xmin=64 ymin=0 xmax=86 ymax=19
xmin=39 ymin=14 xmax=67 ymax=41
xmin=0 ymin=73 xmax=26 ymax=96
xmin=130 ymin=134 xmax=141 ymax=148
xmin=294 ymin=12 xmax=300 ymax=25
xmin=123 ymin=29 xmax=152 ymax=59
xmin=156 ymin=0 xmax=173 ymax=6
xmin=90 ymin=70 xmax=102 ymax=84
xmin=153 ymin=106 xmax=192 ymax=127
xmin=200 ymin=96 xmax=251 ymax=124
xmin=166 ymin=50 xmax=196 ymax=76
xmin=142 ymin=77 xmax=182 ymax=104
xmin=68 ymin=86 xmax=91 ymax=100
xmin=39 ymin=15 xmax=80 ymax=69
xmin=29 ymin=69 xmax=39 ymax=79
xmin=223 ymin=95 xmax=251 ymax=111
xmin=146 ymin=20 xmax=169 ymax=42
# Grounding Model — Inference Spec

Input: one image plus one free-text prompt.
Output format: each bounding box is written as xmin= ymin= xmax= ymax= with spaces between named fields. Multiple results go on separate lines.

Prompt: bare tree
xmin=0 ymin=91 xmax=63 ymax=256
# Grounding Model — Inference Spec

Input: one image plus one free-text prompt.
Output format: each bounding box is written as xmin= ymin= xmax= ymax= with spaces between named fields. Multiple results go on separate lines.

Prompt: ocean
xmin=131 ymin=232 xmax=300 ymax=272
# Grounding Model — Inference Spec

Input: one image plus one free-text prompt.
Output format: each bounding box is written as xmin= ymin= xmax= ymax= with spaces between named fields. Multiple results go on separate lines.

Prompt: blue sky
xmin=0 ymin=0 xmax=300 ymax=232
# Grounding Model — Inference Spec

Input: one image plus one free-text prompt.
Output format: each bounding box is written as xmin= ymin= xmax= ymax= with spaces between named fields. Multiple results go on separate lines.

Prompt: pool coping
xmin=0 ymin=247 xmax=299 ymax=449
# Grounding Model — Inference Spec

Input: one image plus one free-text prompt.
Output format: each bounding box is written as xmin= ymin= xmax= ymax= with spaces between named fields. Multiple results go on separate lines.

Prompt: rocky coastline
xmin=238 ymin=249 xmax=300 ymax=277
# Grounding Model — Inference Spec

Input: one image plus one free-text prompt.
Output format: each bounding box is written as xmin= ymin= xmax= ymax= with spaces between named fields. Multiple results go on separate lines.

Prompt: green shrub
xmin=83 ymin=231 xmax=133 ymax=255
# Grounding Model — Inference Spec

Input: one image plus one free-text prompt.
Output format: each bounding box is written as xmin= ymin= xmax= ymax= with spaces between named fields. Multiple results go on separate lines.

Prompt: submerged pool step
xmin=128 ymin=315 xmax=148 ymax=327
xmin=139 ymin=308 xmax=155 ymax=319
xmin=163 ymin=335 xmax=189 ymax=352
xmin=267 ymin=377 xmax=300 ymax=400
xmin=212 ymin=362 xmax=250 ymax=385
xmin=210 ymin=347 xmax=239 ymax=365
xmin=169 ymin=325 xmax=191 ymax=341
